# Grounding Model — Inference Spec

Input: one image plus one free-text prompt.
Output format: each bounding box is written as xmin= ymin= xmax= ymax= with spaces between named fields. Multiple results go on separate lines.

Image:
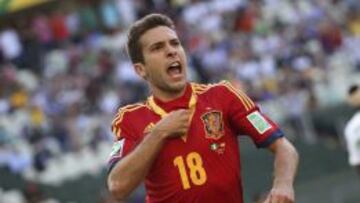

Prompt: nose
xmin=166 ymin=44 xmax=177 ymax=58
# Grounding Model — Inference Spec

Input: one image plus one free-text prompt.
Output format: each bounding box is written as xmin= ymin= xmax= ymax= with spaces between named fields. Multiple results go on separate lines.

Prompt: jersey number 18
xmin=173 ymin=152 xmax=207 ymax=190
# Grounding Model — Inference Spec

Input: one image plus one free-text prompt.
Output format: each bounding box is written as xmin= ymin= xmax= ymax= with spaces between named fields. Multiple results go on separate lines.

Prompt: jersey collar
xmin=148 ymin=83 xmax=197 ymax=118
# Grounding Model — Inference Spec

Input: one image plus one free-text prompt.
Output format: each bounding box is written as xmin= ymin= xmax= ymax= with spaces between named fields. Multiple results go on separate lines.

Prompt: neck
xmin=151 ymin=86 xmax=187 ymax=102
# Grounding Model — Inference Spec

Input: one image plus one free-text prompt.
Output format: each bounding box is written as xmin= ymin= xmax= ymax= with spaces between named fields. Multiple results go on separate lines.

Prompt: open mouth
xmin=167 ymin=61 xmax=182 ymax=78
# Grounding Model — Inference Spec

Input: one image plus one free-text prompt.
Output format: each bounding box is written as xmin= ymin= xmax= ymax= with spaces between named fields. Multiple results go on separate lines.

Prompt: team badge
xmin=201 ymin=111 xmax=224 ymax=140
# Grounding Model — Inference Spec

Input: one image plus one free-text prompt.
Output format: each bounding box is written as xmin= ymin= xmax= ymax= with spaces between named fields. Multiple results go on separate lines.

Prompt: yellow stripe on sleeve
xmin=111 ymin=104 xmax=145 ymax=138
xmin=222 ymin=82 xmax=255 ymax=111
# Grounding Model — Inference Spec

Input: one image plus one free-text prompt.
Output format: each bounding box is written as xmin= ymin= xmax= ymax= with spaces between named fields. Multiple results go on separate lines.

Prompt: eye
xmin=150 ymin=43 xmax=164 ymax=52
xmin=171 ymin=39 xmax=180 ymax=46
xmin=151 ymin=45 xmax=162 ymax=51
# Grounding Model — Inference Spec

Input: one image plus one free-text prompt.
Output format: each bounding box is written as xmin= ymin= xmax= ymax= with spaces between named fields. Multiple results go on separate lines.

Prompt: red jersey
xmin=108 ymin=81 xmax=283 ymax=203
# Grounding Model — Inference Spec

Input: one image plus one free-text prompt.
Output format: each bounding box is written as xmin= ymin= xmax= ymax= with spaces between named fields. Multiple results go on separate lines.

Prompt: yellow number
xmin=187 ymin=152 xmax=207 ymax=186
xmin=173 ymin=152 xmax=207 ymax=190
xmin=173 ymin=156 xmax=191 ymax=189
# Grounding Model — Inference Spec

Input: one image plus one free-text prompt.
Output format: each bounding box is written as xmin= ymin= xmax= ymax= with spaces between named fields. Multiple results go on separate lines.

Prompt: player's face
xmin=135 ymin=26 xmax=187 ymax=97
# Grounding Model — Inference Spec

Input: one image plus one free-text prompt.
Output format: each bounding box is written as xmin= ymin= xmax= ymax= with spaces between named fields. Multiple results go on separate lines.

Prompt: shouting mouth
xmin=167 ymin=61 xmax=183 ymax=79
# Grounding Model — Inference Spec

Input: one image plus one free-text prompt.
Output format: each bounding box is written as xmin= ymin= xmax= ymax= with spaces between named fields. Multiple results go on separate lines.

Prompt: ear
xmin=133 ymin=63 xmax=147 ymax=80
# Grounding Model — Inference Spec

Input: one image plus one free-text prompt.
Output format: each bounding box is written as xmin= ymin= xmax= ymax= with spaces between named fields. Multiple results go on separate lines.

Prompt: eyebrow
xmin=147 ymin=37 xmax=179 ymax=50
xmin=148 ymin=41 xmax=165 ymax=50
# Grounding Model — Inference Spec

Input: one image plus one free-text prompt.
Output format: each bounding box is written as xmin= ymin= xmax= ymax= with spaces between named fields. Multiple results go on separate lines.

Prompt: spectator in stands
xmin=23 ymin=182 xmax=44 ymax=203
xmin=344 ymin=84 xmax=360 ymax=175
xmin=0 ymin=28 xmax=23 ymax=65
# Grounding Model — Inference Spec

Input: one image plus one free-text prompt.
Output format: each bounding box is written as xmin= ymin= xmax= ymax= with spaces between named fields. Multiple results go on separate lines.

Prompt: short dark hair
xmin=348 ymin=84 xmax=359 ymax=96
xmin=127 ymin=13 xmax=175 ymax=64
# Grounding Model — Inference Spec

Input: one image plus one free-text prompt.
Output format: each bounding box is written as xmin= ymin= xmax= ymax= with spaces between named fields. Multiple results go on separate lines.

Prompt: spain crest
xmin=201 ymin=111 xmax=224 ymax=140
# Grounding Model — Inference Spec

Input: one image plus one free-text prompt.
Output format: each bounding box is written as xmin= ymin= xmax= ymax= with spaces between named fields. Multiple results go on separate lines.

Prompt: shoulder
xmin=191 ymin=80 xmax=234 ymax=95
xmin=192 ymin=80 xmax=255 ymax=110
xmin=112 ymin=103 xmax=149 ymax=125
xmin=111 ymin=103 xmax=149 ymax=138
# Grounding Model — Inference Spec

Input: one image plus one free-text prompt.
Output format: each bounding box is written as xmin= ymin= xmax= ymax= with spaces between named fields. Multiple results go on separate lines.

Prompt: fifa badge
xmin=210 ymin=142 xmax=226 ymax=154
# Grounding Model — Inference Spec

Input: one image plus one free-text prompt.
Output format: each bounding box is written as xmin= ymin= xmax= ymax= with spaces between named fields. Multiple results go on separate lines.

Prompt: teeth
xmin=169 ymin=62 xmax=180 ymax=67
xmin=167 ymin=61 xmax=182 ymax=77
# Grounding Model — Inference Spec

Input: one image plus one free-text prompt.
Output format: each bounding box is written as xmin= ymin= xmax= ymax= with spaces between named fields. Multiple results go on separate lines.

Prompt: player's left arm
xmin=217 ymin=81 xmax=299 ymax=203
xmin=264 ymin=137 xmax=299 ymax=203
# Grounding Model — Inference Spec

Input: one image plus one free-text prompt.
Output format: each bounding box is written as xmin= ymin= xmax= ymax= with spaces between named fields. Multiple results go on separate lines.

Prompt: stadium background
xmin=0 ymin=0 xmax=359 ymax=202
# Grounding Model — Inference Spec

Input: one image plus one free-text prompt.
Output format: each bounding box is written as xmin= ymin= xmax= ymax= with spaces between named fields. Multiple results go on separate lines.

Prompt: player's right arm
xmin=107 ymin=108 xmax=192 ymax=201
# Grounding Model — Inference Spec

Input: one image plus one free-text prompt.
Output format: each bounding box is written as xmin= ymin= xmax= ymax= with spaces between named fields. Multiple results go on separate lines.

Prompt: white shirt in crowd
xmin=345 ymin=111 xmax=360 ymax=166
xmin=0 ymin=29 xmax=22 ymax=60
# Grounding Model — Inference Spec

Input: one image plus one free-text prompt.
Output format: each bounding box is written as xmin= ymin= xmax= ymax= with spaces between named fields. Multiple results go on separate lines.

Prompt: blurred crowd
xmin=0 ymin=0 xmax=359 ymax=190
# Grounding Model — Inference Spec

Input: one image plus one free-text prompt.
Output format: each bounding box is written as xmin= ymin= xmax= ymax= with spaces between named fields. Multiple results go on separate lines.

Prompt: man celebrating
xmin=107 ymin=13 xmax=299 ymax=203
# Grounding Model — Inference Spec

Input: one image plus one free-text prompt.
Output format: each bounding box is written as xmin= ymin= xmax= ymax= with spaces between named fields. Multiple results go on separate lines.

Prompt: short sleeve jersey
xmin=108 ymin=81 xmax=284 ymax=203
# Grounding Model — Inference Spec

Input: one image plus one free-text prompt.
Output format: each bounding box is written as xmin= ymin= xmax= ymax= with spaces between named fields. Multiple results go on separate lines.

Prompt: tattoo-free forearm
xmin=271 ymin=138 xmax=299 ymax=187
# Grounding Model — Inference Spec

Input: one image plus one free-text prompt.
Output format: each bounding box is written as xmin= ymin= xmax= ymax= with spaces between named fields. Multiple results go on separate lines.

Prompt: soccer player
xmin=107 ymin=13 xmax=299 ymax=203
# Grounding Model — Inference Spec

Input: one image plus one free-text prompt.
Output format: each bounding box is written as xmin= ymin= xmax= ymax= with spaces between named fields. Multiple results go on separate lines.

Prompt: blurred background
xmin=0 ymin=0 xmax=359 ymax=202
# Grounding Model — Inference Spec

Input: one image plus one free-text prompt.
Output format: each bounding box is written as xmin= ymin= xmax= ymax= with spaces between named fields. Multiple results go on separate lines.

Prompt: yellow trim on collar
xmin=148 ymin=86 xmax=197 ymax=118
xmin=147 ymin=86 xmax=197 ymax=142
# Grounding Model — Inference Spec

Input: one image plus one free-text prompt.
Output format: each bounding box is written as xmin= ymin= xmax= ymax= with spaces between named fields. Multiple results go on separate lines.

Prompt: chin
xmin=168 ymin=80 xmax=187 ymax=92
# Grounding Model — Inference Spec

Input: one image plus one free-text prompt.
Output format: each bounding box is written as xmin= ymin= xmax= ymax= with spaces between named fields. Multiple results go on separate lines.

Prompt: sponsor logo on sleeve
xmin=110 ymin=139 xmax=125 ymax=157
xmin=246 ymin=111 xmax=271 ymax=134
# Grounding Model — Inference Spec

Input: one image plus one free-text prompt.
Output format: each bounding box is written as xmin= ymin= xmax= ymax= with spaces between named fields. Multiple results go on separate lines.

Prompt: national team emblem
xmin=201 ymin=111 xmax=224 ymax=140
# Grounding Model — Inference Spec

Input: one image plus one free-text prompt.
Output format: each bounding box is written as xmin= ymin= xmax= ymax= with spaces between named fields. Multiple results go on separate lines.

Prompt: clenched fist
xmin=151 ymin=109 xmax=193 ymax=139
